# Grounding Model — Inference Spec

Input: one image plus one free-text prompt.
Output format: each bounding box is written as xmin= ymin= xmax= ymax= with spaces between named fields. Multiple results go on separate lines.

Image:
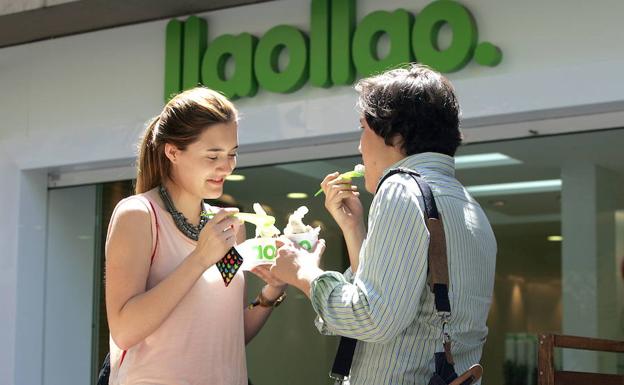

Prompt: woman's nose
xmin=218 ymin=159 xmax=234 ymax=173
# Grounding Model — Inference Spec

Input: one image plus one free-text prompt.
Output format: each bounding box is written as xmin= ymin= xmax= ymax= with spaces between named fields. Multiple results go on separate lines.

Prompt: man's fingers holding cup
xmin=276 ymin=236 xmax=297 ymax=249
xmin=311 ymin=239 xmax=326 ymax=257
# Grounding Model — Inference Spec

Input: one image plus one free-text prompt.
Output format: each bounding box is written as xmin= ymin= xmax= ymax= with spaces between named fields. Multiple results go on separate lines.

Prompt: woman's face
xmin=166 ymin=121 xmax=239 ymax=199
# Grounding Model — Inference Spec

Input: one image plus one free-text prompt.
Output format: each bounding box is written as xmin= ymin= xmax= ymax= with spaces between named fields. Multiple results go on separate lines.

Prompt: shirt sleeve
xmin=310 ymin=179 xmax=430 ymax=343
xmin=313 ymin=266 xmax=355 ymax=336
xmin=343 ymin=266 xmax=354 ymax=283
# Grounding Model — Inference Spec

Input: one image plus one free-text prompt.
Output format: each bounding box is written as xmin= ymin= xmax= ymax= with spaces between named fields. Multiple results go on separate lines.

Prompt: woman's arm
xmin=243 ymin=283 xmax=285 ymax=344
xmin=237 ymin=223 xmax=287 ymax=343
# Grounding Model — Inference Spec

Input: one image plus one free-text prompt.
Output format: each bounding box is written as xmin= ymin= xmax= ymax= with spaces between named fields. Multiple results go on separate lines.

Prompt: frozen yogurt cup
xmin=283 ymin=206 xmax=320 ymax=251
xmin=236 ymin=237 xmax=278 ymax=270
xmin=252 ymin=203 xmax=280 ymax=238
xmin=285 ymin=229 xmax=319 ymax=251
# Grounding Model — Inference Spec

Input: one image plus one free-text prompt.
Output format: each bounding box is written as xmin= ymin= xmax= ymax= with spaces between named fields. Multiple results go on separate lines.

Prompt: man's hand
xmin=270 ymin=237 xmax=326 ymax=297
xmin=321 ymin=172 xmax=365 ymax=233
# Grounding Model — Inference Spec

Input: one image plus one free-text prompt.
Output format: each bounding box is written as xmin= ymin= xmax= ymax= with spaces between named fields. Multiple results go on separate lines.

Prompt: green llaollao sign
xmin=164 ymin=0 xmax=502 ymax=101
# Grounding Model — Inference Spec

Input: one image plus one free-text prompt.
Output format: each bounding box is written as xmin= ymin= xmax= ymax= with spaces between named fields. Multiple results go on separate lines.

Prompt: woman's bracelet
xmin=247 ymin=286 xmax=287 ymax=309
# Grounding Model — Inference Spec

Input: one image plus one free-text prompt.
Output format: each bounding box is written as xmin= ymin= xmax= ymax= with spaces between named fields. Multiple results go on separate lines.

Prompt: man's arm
xmin=309 ymin=181 xmax=430 ymax=343
xmin=275 ymin=180 xmax=429 ymax=342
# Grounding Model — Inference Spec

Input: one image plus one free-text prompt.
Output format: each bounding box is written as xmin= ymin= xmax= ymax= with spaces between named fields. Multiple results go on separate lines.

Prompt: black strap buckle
xmin=329 ymin=371 xmax=349 ymax=384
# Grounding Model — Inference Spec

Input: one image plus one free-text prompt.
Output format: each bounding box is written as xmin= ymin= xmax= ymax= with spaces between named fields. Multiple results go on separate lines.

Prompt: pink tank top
xmin=108 ymin=188 xmax=247 ymax=385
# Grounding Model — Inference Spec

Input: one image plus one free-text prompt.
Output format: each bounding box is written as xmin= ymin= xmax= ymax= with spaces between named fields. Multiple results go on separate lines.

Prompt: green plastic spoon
xmin=314 ymin=169 xmax=365 ymax=197
xmin=202 ymin=211 xmax=276 ymax=227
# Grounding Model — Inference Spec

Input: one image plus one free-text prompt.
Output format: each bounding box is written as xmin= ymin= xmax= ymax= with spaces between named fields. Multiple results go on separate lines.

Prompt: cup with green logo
xmin=283 ymin=206 xmax=320 ymax=251
xmin=236 ymin=237 xmax=279 ymax=270
xmin=285 ymin=230 xmax=320 ymax=251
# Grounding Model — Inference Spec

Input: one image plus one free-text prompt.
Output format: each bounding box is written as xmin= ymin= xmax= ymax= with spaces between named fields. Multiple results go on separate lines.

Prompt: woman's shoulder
xmin=106 ymin=193 xmax=155 ymax=247
xmin=106 ymin=193 xmax=157 ymax=264
xmin=115 ymin=188 xmax=159 ymax=213
xmin=110 ymin=193 xmax=155 ymax=229
xmin=117 ymin=194 xmax=150 ymax=212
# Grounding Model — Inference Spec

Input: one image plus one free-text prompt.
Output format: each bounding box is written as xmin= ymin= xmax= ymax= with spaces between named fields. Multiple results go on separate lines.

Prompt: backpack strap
xmin=378 ymin=168 xmax=450 ymax=313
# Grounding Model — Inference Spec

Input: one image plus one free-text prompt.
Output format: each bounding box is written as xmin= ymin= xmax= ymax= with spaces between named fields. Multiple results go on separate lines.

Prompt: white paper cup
xmin=236 ymin=237 xmax=278 ymax=270
xmin=285 ymin=230 xmax=319 ymax=251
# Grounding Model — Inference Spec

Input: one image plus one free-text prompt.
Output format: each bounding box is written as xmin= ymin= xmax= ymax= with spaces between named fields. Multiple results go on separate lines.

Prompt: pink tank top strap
xmin=132 ymin=194 xmax=159 ymax=265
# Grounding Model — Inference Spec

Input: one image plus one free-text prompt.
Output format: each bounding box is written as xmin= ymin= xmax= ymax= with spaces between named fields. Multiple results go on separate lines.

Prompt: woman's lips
xmin=207 ymin=178 xmax=224 ymax=185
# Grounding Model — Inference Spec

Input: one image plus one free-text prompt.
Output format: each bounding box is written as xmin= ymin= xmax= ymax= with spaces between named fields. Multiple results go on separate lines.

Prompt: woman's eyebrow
xmin=206 ymin=145 xmax=239 ymax=152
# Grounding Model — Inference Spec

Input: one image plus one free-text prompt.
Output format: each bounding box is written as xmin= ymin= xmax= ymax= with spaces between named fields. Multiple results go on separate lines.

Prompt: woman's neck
xmin=162 ymin=179 xmax=203 ymax=226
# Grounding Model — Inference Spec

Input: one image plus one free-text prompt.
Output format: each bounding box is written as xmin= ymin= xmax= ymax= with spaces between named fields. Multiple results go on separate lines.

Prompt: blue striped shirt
xmin=310 ymin=152 xmax=497 ymax=385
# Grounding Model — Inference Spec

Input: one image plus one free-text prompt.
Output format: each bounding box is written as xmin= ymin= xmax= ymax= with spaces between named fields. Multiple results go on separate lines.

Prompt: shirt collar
xmin=383 ymin=152 xmax=456 ymax=178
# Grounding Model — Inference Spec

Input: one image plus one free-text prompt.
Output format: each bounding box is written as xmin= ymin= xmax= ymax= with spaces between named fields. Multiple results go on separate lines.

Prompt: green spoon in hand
xmin=314 ymin=165 xmax=365 ymax=197
xmin=201 ymin=211 xmax=276 ymax=227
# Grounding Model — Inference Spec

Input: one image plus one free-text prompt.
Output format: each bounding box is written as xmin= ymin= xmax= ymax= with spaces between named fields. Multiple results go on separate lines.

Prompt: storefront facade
xmin=1 ymin=0 xmax=624 ymax=384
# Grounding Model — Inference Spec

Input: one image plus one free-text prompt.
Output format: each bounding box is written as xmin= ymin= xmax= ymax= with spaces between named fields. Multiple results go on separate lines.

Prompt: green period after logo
xmin=164 ymin=0 xmax=502 ymax=101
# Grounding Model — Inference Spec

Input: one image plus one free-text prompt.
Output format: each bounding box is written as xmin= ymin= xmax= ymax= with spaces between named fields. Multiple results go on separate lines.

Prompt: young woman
xmin=105 ymin=87 xmax=285 ymax=385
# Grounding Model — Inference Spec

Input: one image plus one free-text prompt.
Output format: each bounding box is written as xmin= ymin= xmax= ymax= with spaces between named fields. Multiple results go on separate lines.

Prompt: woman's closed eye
xmin=206 ymin=153 xmax=237 ymax=161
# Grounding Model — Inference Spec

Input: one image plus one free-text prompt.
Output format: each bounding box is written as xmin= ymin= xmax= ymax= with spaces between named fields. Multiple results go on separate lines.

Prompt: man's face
xmin=358 ymin=117 xmax=391 ymax=194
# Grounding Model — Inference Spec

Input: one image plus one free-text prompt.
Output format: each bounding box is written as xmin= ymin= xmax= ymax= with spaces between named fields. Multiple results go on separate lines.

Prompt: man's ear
xmin=164 ymin=143 xmax=180 ymax=164
xmin=390 ymin=134 xmax=406 ymax=155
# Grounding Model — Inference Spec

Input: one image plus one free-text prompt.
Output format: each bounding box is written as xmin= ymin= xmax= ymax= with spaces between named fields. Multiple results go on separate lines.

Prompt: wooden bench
xmin=538 ymin=334 xmax=624 ymax=385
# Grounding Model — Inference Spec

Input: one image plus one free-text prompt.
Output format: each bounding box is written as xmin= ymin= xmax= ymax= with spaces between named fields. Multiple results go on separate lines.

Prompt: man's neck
xmin=380 ymin=146 xmax=406 ymax=173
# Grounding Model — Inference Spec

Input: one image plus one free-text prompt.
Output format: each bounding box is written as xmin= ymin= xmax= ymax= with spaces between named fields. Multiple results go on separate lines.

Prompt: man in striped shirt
xmin=272 ymin=64 xmax=497 ymax=384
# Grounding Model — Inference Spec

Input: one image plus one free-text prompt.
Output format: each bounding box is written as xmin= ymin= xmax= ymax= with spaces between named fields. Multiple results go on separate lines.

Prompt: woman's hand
xmin=321 ymin=172 xmax=365 ymax=232
xmin=192 ymin=208 xmax=243 ymax=269
xmin=250 ymin=264 xmax=287 ymax=292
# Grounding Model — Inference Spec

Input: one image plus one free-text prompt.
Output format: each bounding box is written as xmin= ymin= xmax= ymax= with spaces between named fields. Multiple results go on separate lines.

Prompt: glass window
xmin=91 ymin=128 xmax=624 ymax=384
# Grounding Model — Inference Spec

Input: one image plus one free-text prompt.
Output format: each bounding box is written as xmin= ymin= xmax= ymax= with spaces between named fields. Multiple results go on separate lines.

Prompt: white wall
xmin=2 ymin=0 xmax=624 ymax=171
xmin=11 ymin=170 xmax=48 ymax=385
xmin=0 ymin=151 xmax=19 ymax=385
xmin=2 ymin=0 xmax=624 ymax=383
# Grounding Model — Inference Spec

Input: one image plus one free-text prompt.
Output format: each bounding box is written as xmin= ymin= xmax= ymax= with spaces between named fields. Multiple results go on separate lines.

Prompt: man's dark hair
xmin=355 ymin=64 xmax=462 ymax=156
